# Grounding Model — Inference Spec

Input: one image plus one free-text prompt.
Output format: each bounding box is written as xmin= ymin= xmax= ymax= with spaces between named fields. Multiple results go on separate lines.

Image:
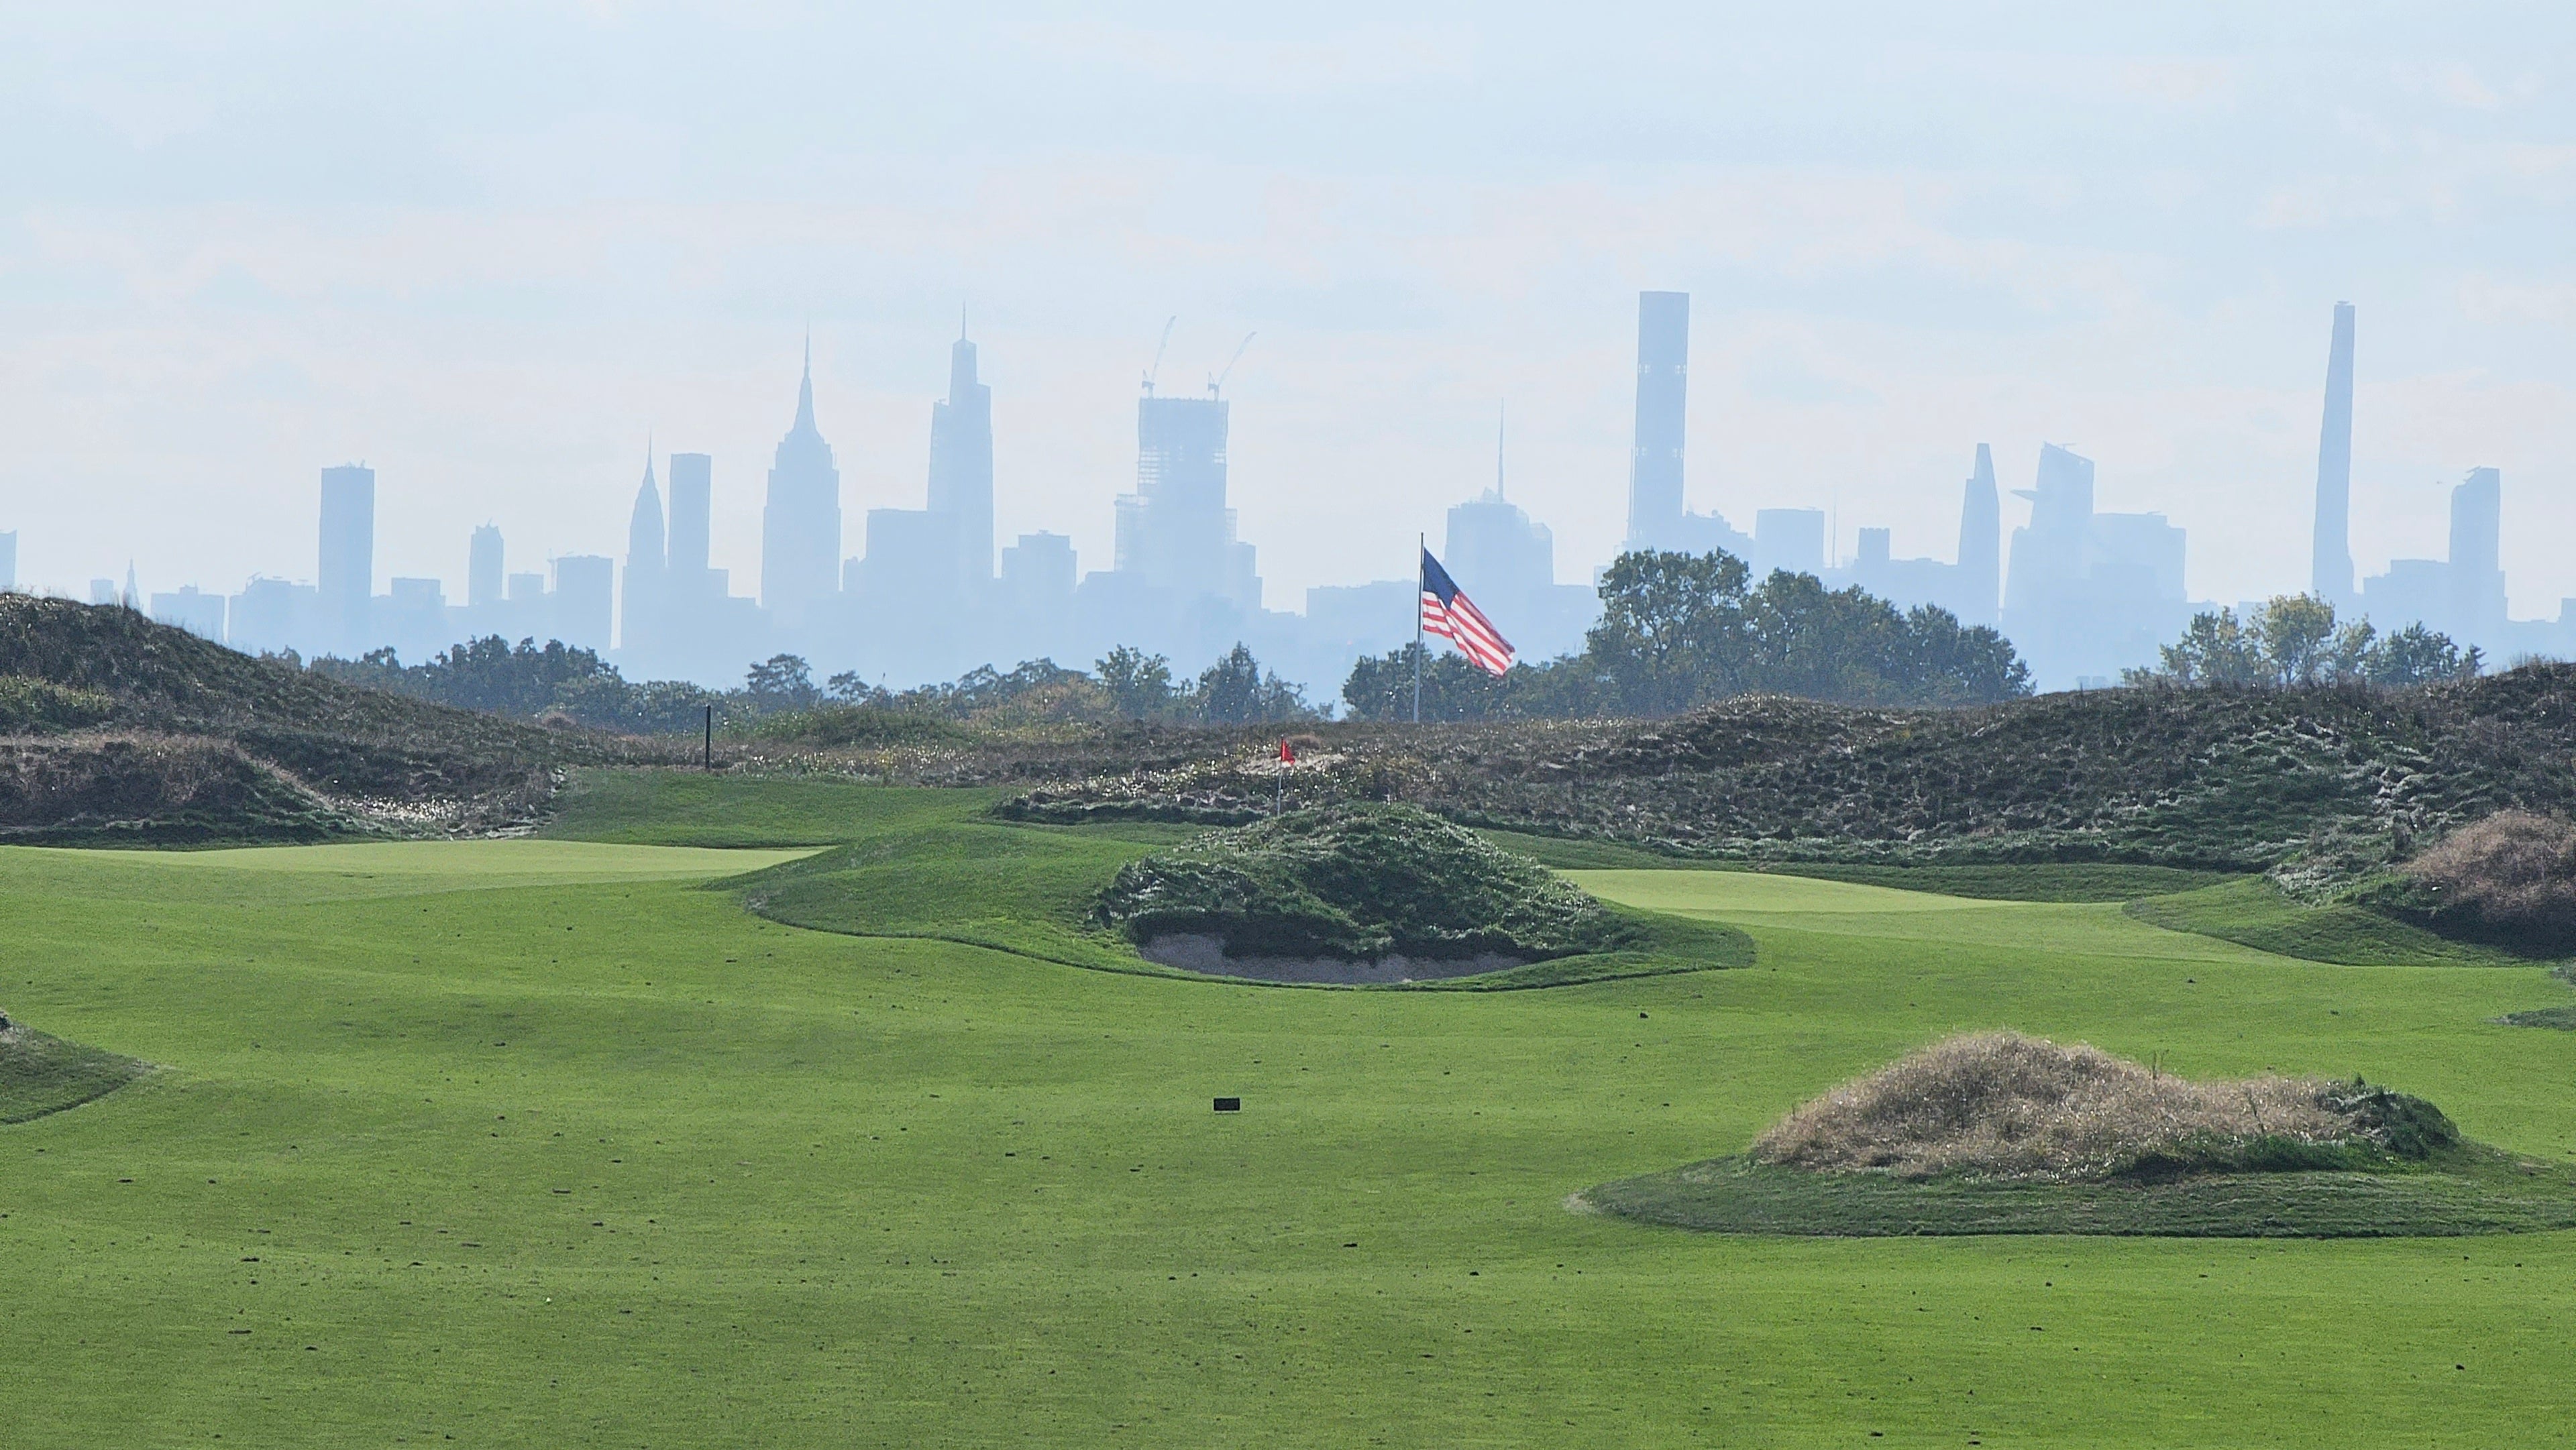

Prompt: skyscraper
xmin=0 ymin=531 xmax=15 ymax=594
xmin=1956 ymin=443 xmax=2001 ymax=626
xmin=468 ymin=524 xmax=504 ymax=608
xmin=318 ymin=463 xmax=375 ymax=651
xmin=927 ymin=327 xmax=995 ymax=585
xmin=1112 ymin=393 xmax=1258 ymax=610
xmin=2311 ymin=302 xmax=2357 ymax=608
xmin=622 ymin=452 xmax=665 ymax=651
xmin=1625 ymin=291 xmax=1689 ymax=549
xmin=760 ymin=341 xmax=843 ymax=628
xmin=2449 ymin=467 xmax=2506 ymax=638
xmin=666 ymin=453 xmax=712 ymax=596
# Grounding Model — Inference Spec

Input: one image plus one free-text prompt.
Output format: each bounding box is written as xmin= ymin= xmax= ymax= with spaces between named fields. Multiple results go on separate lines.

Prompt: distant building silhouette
xmin=926 ymin=325 xmax=996 ymax=585
xmin=0 ymin=531 xmax=15 ymax=593
xmin=2363 ymin=466 xmax=2509 ymax=649
xmin=1751 ymin=509 xmax=1826 ymax=578
xmin=1112 ymin=394 xmax=1260 ymax=610
xmin=1827 ymin=445 xmax=2004 ymax=628
xmin=551 ymin=555 xmax=614 ymax=651
xmin=318 ymin=464 xmax=374 ymax=652
xmin=2311 ymin=302 xmax=2358 ymax=609
xmin=150 ymin=585 xmax=225 ymax=640
xmin=621 ymin=451 xmax=665 ymax=652
xmin=1440 ymin=412 xmax=1595 ymax=659
xmin=467 ymin=524 xmax=504 ymax=610
xmin=760 ymin=342 xmax=843 ymax=628
xmin=2002 ymin=443 xmax=2188 ymax=686
xmin=1620 ymin=290 xmax=1754 ymax=559
xmin=667 ymin=451 xmax=714 ymax=599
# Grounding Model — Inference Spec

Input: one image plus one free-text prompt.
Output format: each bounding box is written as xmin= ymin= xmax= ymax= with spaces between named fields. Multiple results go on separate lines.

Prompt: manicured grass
xmin=1485 ymin=830 xmax=2235 ymax=901
xmin=0 ymin=1025 xmax=148 ymax=1124
xmin=5 ymin=774 xmax=2576 ymax=1444
xmin=1588 ymin=1149 xmax=2576 ymax=1238
xmin=2125 ymin=876 xmax=2540 ymax=966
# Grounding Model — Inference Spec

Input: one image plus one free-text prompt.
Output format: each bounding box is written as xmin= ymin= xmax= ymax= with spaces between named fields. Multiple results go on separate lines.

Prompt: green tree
xmin=1184 ymin=643 xmax=1314 ymax=724
xmin=1585 ymin=549 xmax=1752 ymax=716
xmin=2253 ymin=594 xmax=2339 ymax=685
xmin=742 ymin=654 xmax=820 ymax=712
xmin=1094 ymin=646 xmax=1177 ymax=720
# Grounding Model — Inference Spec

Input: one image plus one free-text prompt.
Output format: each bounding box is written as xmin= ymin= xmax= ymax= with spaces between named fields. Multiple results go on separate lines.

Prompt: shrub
xmin=1750 ymin=1031 xmax=2441 ymax=1181
xmin=1093 ymin=803 xmax=1635 ymax=962
xmin=0 ymin=676 xmax=117 ymax=734
xmin=2404 ymin=810 xmax=2576 ymax=948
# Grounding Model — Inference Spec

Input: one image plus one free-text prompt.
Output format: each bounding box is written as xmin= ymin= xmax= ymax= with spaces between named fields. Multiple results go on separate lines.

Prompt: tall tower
xmin=666 ymin=453 xmax=712 ymax=596
xmin=760 ymin=340 xmax=843 ymax=626
xmin=317 ymin=463 xmax=375 ymax=652
xmin=1625 ymin=291 xmax=1689 ymax=550
xmin=927 ymin=325 xmax=995 ymax=585
xmin=622 ymin=451 xmax=665 ymax=651
xmin=2449 ymin=466 xmax=2505 ymax=639
xmin=2311 ymin=301 xmax=2357 ymax=608
xmin=1955 ymin=443 xmax=2000 ymax=626
xmin=467 ymin=524 xmax=504 ymax=608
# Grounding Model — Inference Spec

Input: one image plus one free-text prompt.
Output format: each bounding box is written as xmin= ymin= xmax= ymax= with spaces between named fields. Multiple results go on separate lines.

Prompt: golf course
xmin=1 ymin=771 xmax=2571 ymax=1446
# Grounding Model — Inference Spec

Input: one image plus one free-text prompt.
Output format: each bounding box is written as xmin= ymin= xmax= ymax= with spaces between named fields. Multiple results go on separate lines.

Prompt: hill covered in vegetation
xmin=1004 ymin=667 xmax=2576 ymax=891
xmin=0 ymin=597 xmax=659 ymax=842
xmin=1586 ymin=1032 xmax=2576 ymax=1237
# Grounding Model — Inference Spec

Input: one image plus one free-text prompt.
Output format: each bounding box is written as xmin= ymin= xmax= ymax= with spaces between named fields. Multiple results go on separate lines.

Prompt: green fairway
xmin=5 ymin=777 xmax=2576 ymax=1445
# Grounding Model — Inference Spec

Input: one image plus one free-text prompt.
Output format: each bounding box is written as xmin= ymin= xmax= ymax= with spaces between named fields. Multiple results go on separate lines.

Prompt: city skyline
xmin=8 ymin=9 xmax=2576 ymax=632
xmin=43 ymin=292 xmax=2569 ymax=698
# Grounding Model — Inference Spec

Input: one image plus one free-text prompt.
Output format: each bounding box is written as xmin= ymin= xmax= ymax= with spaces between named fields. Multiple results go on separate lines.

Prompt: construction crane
xmin=1141 ymin=316 xmax=1176 ymax=396
xmin=1210 ymin=332 xmax=1256 ymax=398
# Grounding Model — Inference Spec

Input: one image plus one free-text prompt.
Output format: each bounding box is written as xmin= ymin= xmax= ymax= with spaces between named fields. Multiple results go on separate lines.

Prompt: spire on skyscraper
xmin=794 ymin=334 xmax=816 ymax=435
xmin=2311 ymin=302 xmax=2357 ymax=608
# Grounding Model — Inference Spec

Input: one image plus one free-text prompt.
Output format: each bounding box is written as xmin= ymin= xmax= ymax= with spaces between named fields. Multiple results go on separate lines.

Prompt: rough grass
xmin=2125 ymin=877 xmax=2536 ymax=965
xmin=1588 ymin=1032 xmax=2576 ymax=1238
xmin=2403 ymin=810 xmax=2576 ymax=950
xmin=1094 ymin=804 xmax=1637 ymax=963
xmin=1000 ymin=666 xmax=2576 ymax=883
xmin=0 ymin=596 xmax=665 ymax=840
xmin=0 ymin=675 xmax=117 ymax=733
xmin=0 ymin=1019 xmax=148 ymax=1123
xmin=1748 ymin=1031 xmax=2420 ymax=1181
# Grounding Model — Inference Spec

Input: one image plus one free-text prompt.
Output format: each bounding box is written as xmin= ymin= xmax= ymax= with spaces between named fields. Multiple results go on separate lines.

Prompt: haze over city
xmin=7 ymin=5 xmax=2575 ymax=690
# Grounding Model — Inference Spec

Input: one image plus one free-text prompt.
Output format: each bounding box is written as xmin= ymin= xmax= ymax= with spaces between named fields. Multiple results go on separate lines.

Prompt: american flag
xmin=1419 ymin=547 xmax=1516 ymax=677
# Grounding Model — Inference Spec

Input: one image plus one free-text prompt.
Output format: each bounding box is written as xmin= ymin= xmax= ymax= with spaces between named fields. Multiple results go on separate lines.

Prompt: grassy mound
xmin=2124 ymin=877 xmax=2534 ymax=965
xmin=0 ymin=596 xmax=651 ymax=841
xmin=0 ymin=1017 xmax=148 ymax=1124
xmin=1093 ymin=804 xmax=1638 ymax=963
xmin=1000 ymin=665 xmax=2576 ymax=889
xmin=1588 ymin=1032 xmax=2576 ymax=1237
xmin=2394 ymin=810 xmax=2576 ymax=952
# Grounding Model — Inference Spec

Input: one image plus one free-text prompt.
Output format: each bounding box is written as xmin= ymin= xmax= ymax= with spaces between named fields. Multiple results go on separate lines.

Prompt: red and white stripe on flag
xmin=1418 ymin=546 xmax=1517 ymax=677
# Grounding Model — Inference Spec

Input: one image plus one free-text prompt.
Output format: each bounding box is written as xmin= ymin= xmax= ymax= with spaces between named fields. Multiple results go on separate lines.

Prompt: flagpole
xmin=1412 ymin=535 xmax=1423 ymax=725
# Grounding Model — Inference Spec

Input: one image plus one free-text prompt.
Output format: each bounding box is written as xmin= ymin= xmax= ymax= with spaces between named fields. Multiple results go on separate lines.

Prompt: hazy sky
xmin=6 ymin=3 xmax=2574 ymax=620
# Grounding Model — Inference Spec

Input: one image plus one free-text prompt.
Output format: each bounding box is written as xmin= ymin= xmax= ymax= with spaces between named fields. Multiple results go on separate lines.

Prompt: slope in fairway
xmin=1570 ymin=866 xmax=2029 ymax=914
xmin=5 ymin=781 xmax=2576 ymax=1446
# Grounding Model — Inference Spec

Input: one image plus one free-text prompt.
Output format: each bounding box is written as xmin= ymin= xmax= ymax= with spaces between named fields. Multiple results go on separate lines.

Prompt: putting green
xmin=1570 ymin=867 xmax=2027 ymax=915
xmin=3 ymin=779 xmax=2575 ymax=1446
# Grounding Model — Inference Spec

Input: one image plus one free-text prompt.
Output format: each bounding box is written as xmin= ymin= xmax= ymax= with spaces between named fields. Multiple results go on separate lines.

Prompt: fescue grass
xmin=6 ymin=773 xmax=2576 ymax=1444
xmin=2125 ymin=876 xmax=2540 ymax=965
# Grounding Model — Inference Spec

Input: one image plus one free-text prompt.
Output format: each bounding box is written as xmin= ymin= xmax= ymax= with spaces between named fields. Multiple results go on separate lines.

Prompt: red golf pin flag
xmin=1419 ymin=547 xmax=1516 ymax=677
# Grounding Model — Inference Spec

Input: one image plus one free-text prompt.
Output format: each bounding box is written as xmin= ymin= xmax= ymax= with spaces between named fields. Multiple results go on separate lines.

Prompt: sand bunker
xmin=1138 ymin=932 xmax=1525 ymax=985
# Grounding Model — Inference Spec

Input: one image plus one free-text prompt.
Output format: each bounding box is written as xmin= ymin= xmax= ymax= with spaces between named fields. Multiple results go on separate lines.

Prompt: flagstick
xmin=1412 ymin=534 xmax=1424 ymax=725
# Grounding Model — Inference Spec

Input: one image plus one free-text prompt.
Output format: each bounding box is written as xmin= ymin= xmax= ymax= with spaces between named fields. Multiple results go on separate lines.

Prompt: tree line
xmin=300 ymin=547 xmax=2042 ymax=732
xmin=1342 ymin=549 xmax=2031 ymax=721
xmin=2123 ymin=595 xmax=2482 ymax=689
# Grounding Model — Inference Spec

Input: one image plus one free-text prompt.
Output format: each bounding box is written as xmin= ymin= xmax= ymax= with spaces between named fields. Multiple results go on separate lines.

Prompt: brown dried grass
xmin=2406 ymin=810 xmax=2576 ymax=943
xmin=1752 ymin=1032 xmax=2347 ymax=1180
